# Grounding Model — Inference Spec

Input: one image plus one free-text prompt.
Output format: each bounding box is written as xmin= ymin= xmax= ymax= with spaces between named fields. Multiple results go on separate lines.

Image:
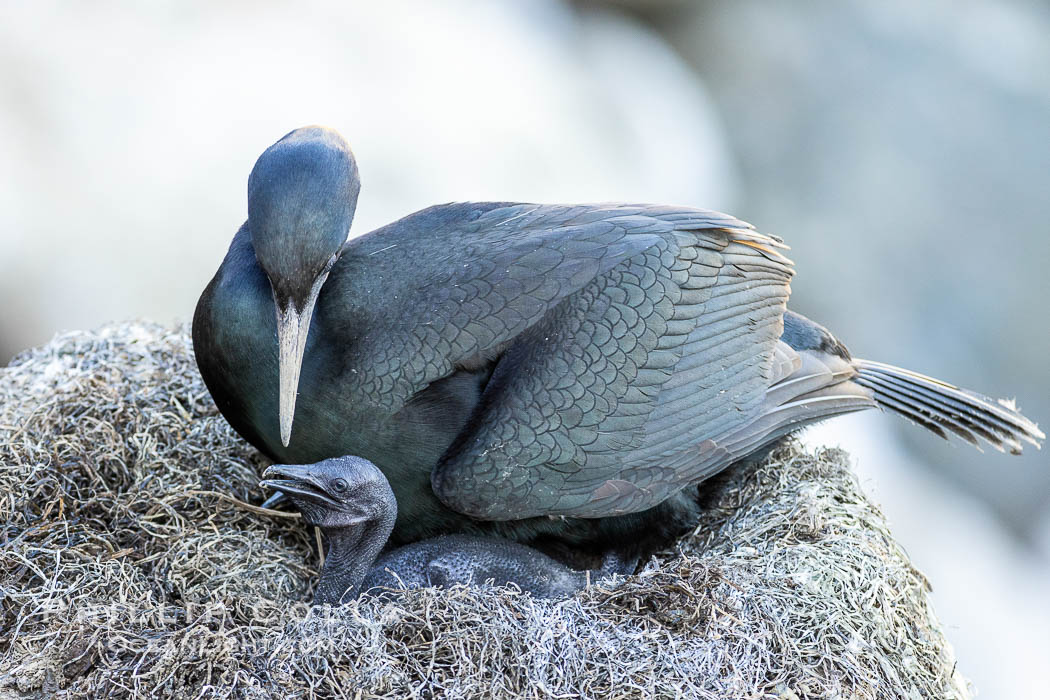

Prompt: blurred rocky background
xmin=1 ymin=1 xmax=1047 ymax=696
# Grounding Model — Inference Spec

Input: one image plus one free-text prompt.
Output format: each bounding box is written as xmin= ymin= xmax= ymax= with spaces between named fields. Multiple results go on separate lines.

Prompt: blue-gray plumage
xmin=193 ymin=126 xmax=1044 ymax=556
xmin=261 ymin=457 xmax=633 ymax=604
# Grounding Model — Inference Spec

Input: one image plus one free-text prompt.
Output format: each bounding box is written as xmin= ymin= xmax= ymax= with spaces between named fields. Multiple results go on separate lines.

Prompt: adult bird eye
xmin=332 ymin=478 xmax=349 ymax=493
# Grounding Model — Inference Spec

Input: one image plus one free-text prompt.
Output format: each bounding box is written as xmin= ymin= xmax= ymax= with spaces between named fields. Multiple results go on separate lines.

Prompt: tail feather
xmin=856 ymin=369 xmax=1016 ymax=448
xmin=861 ymin=364 xmax=1029 ymax=439
xmin=853 ymin=359 xmax=1044 ymax=454
xmin=855 ymin=381 xmax=968 ymax=445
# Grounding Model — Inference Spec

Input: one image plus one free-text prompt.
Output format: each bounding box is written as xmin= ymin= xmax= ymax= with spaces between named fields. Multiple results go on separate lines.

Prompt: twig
xmin=186 ymin=489 xmax=301 ymax=519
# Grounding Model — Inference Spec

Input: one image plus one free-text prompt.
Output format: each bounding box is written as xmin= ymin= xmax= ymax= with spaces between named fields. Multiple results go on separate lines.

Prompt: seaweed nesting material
xmin=0 ymin=322 xmax=970 ymax=699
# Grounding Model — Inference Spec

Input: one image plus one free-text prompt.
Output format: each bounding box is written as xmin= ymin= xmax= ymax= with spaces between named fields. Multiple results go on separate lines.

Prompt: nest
xmin=0 ymin=322 xmax=970 ymax=699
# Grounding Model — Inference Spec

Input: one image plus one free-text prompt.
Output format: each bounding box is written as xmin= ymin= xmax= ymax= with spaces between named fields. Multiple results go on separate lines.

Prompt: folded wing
xmin=421 ymin=205 xmax=796 ymax=519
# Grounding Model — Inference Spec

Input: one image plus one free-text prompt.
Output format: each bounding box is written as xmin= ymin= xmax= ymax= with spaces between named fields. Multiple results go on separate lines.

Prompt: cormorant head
xmin=260 ymin=456 xmax=395 ymax=530
xmin=247 ymin=126 xmax=360 ymax=447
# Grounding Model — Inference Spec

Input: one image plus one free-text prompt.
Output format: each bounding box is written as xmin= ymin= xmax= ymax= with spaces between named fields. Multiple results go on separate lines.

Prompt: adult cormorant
xmin=193 ymin=126 xmax=1043 ymax=557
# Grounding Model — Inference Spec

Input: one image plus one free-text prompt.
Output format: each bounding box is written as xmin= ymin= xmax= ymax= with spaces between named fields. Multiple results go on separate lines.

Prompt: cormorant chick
xmin=261 ymin=456 xmax=634 ymax=605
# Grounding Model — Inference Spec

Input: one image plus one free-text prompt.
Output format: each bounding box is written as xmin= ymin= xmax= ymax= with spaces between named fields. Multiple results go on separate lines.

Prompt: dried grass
xmin=0 ymin=322 xmax=970 ymax=698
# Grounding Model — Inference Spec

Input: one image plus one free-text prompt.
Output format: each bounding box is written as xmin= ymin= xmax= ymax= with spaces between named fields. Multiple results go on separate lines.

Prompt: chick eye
xmin=331 ymin=478 xmax=349 ymax=493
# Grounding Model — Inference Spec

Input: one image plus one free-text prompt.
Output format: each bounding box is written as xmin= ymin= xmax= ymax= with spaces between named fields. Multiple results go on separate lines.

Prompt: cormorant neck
xmin=313 ymin=510 xmax=397 ymax=605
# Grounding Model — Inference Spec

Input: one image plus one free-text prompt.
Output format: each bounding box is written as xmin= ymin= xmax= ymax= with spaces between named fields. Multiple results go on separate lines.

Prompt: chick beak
xmin=260 ymin=463 xmax=320 ymax=495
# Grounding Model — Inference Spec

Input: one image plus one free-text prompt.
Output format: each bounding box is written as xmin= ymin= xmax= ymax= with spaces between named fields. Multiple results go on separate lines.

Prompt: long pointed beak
xmin=274 ymin=256 xmax=338 ymax=447
xmin=276 ymin=300 xmax=314 ymax=447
